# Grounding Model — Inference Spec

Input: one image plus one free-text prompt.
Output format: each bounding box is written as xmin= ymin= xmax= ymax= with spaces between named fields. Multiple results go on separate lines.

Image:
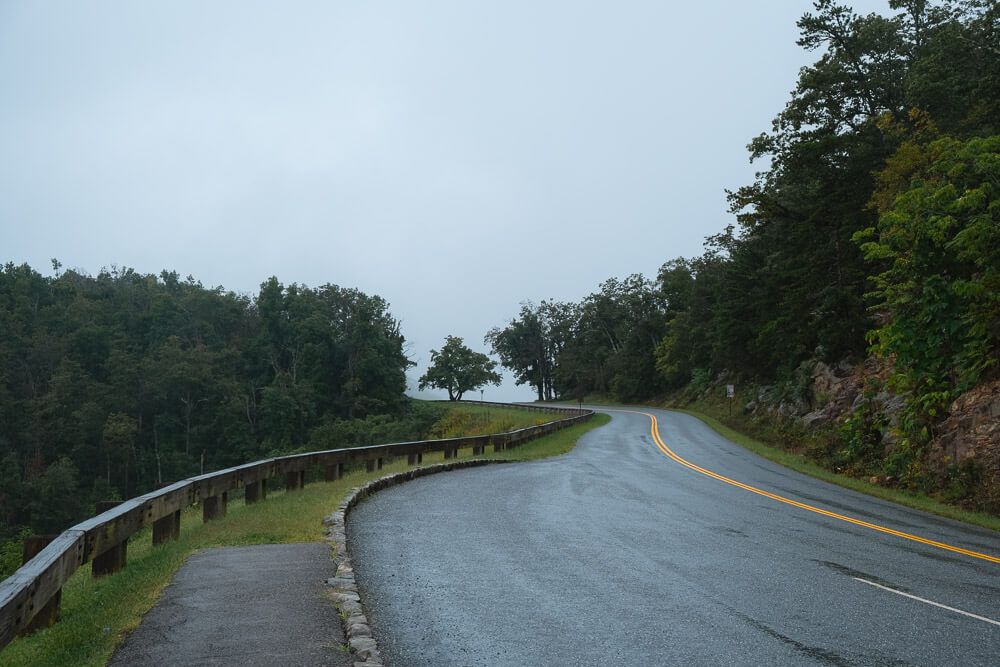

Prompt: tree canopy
xmin=418 ymin=336 xmax=501 ymax=401
xmin=0 ymin=263 xmax=431 ymax=564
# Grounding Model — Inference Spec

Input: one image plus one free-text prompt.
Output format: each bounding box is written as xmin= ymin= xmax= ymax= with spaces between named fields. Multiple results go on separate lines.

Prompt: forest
xmin=0 ymin=263 xmax=443 ymax=573
xmin=488 ymin=1 xmax=1000 ymax=509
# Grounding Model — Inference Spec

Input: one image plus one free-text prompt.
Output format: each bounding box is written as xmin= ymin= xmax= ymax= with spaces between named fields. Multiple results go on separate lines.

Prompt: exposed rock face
xmin=727 ymin=357 xmax=999 ymax=508
xmin=799 ymin=359 xmax=870 ymax=426
xmin=929 ymin=380 xmax=1000 ymax=504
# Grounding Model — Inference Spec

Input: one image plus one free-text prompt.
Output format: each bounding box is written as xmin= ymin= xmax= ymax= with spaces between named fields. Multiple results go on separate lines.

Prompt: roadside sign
xmin=726 ymin=384 xmax=735 ymax=399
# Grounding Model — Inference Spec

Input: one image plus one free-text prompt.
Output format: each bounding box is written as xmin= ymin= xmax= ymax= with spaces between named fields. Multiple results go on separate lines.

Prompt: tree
xmin=486 ymin=305 xmax=549 ymax=401
xmin=0 ymin=261 xmax=419 ymax=550
xmin=102 ymin=412 xmax=138 ymax=494
xmin=855 ymin=134 xmax=1000 ymax=450
xmin=24 ymin=458 xmax=83 ymax=534
xmin=419 ymin=336 xmax=501 ymax=401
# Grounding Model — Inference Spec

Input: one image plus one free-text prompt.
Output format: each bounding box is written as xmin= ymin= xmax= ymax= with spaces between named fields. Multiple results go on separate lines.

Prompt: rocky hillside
xmin=702 ymin=360 xmax=1000 ymax=515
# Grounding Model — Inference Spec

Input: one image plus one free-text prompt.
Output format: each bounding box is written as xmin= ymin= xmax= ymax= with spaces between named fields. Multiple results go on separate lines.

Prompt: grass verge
xmin=670 ymin=406 xmax=1000 ymax=533
xmin=428 ymin=403 xmax=558 ymax=437
xmin=2 ymin=410 xmax=608 ymax=666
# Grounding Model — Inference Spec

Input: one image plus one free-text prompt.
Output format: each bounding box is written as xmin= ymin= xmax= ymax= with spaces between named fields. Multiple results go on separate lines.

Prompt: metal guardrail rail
xmin=0 ymin=401 xmax=592 ymax=649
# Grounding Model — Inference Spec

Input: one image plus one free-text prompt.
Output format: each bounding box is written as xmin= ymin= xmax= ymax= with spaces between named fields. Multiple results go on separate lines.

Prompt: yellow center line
xmin=610 ymin=408 xmax=1000 ymax=565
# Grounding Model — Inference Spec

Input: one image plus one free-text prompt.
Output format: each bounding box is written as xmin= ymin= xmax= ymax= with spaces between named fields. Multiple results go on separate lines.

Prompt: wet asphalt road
xmin=348 ymin=407 xmax=1000 ymax=666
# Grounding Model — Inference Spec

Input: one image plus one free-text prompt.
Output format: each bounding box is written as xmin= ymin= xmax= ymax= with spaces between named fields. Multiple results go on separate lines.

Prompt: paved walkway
xmin=109 ymin=543 xmax=350 ymax=667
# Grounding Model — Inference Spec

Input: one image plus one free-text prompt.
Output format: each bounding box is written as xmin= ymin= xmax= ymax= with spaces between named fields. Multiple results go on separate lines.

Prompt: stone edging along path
xmin=322 ymin=459 xmax=512 ymax=667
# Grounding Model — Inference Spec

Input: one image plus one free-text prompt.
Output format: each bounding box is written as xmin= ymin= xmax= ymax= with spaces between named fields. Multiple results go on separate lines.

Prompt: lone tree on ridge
xmin=418 ymin=336 xmax=502 ymax=401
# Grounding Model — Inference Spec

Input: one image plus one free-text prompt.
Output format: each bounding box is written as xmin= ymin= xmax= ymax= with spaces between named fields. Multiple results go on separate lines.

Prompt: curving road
xmin=348 ymin=407 xmax=1000 ymax=666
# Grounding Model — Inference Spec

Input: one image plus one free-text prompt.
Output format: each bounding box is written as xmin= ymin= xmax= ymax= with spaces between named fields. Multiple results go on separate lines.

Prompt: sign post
xmin=726 ymin=384 xmax=735 ymax=416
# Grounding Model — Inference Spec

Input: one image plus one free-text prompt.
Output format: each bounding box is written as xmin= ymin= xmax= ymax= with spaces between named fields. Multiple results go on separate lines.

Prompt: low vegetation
xmin=670 ymin=398 xmax=1000 ymax=533
xmin=427 ymin=403 xmax=555 ymax=438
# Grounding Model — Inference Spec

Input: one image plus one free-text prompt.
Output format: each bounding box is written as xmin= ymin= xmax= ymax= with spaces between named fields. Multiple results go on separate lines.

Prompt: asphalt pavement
xmin=348 ymin=407 xmax=1000 ymax=666
xmin=108 ymin=543 xmax=349 ymax=667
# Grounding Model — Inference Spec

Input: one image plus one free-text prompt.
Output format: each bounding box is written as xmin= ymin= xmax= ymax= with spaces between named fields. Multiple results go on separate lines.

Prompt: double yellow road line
xmin=621 ymin=409 xmax=1000 ymax=564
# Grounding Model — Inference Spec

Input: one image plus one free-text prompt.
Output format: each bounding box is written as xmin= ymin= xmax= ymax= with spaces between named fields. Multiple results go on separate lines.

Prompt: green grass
xmin=2 ymin=409 xmax=609 ymax=666
xmin=670 ymin=407 xmax=1000 ymax=533
xmin=428 ymin=403 xmax=558 ymax=438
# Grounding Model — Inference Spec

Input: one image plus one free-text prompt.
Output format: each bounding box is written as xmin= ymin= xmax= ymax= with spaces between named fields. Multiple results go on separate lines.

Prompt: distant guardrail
xmin=0 ymin=401 xmax=592 ymax=649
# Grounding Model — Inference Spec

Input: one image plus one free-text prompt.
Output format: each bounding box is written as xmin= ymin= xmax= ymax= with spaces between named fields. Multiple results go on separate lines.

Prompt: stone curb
xmin=323 ymin=459 xmax=512 ymax=667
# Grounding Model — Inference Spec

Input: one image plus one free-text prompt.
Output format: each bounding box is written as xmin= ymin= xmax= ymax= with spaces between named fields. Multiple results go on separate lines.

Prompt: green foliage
xmin=687 ymin=368 xmax=716 ymax=396
xmin=418 ymin=335 xmax=501 ymax=401
xmin=305 ymin=400 xmax=447 ymax=450
xmin=859 ymin=136 xmax=1000 ymax=405
xmin=0 ymin=528 xmax=32 ymax=581
xmin=837 ymin=381 xmax=889 ymax=474
xmin=24 ymin=459 xmax=84 ymax=535
xmin=650 ymin=1 xmax=1000 ymax=392
xmin=486 ymin=303 xmax=552 ymax=401
xmin=490 ymin=277 xmax=666 ymax=403
xmin=0 ymin=263 xmax=414 ymax=544
xmin=426 ymin=404 xmax=546 ymax=439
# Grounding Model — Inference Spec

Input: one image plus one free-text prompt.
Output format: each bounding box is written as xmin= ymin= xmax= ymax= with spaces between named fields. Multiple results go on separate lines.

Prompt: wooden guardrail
xmin=0 ymin=402 xmax=591 ymax=649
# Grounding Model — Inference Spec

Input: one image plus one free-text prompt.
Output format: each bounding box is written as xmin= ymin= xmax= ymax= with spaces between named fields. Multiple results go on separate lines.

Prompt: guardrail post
xmin=377 ymin=457 xmax=384 ymax=470
xmin=152 ymin=509 xmax=181 ymax=545
xmin=493 ymin=437 xmax=504 ymax=452
xmin=324 ymin=464 xmax=343 ymax=481
xmin=203 ymin=492 xmax=228 ymax=521
xmin=406 ymin=453 xmax=422 ymax=465
xmin=472 ymin=444 xmax=484 ymax=455
xmin=244 ymin=480 xmax=264 ymax=504
xmin=365 ymin=459 xmax=376 ymax=472
xmin=284 ymin=471 xmax=305 ymax=491
xmin=93 ymin=500 xmax=127 ymax=577
xmin=19 ymin=535 xmax=60 ymax=634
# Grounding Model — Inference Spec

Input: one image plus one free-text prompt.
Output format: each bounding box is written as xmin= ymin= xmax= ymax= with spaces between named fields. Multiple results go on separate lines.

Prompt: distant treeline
xmin=489 ymin=2 xmax=999 ymax=490
xmin=0 ymin=263 xmax=441 ymax=546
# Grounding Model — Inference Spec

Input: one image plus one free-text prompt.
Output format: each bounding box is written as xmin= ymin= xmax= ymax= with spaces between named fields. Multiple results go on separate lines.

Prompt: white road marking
xmin=852 ymin=577 xmax=1000 ymax=628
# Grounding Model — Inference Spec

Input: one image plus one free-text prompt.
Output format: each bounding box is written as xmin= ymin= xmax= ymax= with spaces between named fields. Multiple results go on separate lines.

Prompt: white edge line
xmin=852 ymin=577 xmax=1000 ymax=628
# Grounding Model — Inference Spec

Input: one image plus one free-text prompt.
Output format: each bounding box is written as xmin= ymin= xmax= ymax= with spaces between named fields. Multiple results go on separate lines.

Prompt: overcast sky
xmin=1 ymin=0 xmax=888 ymax=401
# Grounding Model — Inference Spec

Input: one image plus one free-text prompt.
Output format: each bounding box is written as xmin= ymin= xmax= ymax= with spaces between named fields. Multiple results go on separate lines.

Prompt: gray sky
xmin=1 ymin=1 xmax=888 ymax=401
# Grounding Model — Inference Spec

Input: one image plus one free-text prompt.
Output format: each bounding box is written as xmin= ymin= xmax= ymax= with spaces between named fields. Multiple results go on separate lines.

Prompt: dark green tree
xmin=486 ymin=304 xmax=549 ymax=401
xmin=0 ymin=261 xmax=418 ymax=550
xmin=418 ymin=336 xmax=501 ymax=401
